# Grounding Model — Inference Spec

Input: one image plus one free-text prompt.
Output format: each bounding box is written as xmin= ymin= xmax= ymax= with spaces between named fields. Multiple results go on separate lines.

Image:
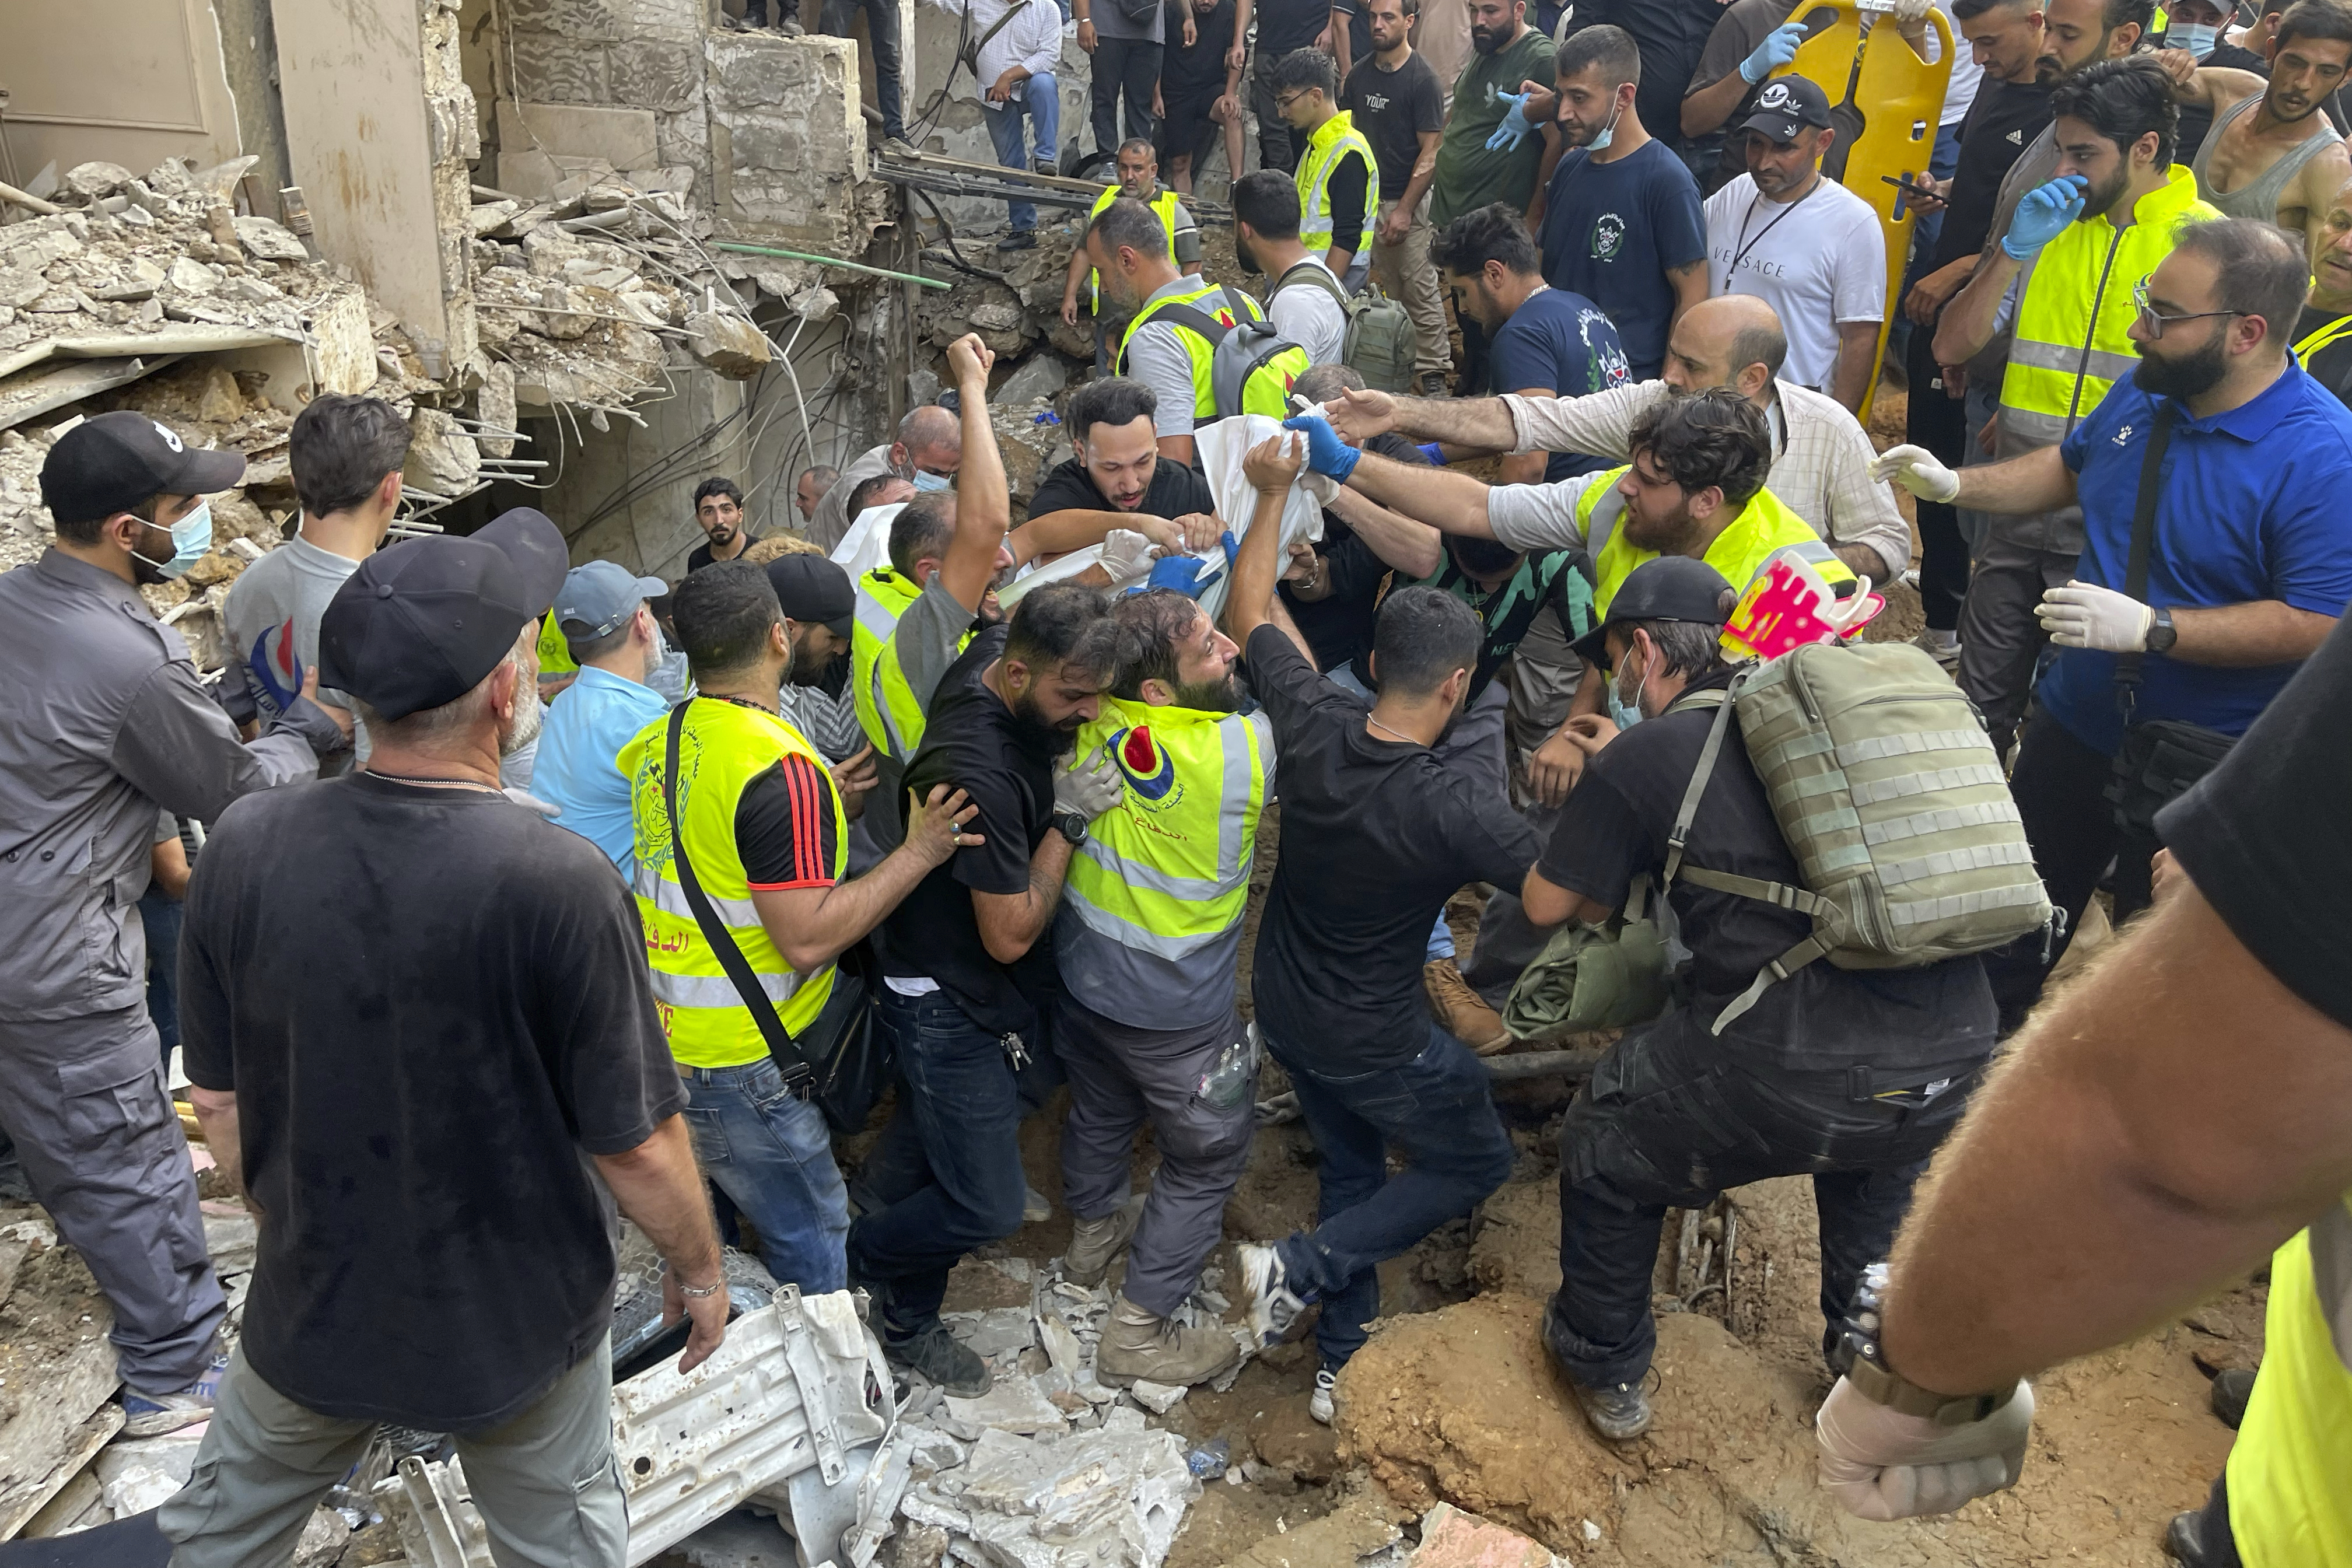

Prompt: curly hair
xmin=1626 ymin=387 xmax=1772 ymax=505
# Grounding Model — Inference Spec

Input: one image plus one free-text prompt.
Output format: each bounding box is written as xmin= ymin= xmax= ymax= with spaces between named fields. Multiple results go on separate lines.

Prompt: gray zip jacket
xmin=0 ymin=549 xmax=346 ymax=1023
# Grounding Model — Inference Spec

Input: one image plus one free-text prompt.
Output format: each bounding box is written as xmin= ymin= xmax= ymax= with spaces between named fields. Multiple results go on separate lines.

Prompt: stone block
xmin=508 ymin=30 xmax=610 ymax=105
xmin=611 ymin=38 xmax=702 ymax=111
xmin=498 ymin=100 xmax=662 ymax=171
xmin=1126 ymin=1380 xmax=1186 ymax=1415
xmin=996 ymin=353 xmax=1068 ymax=408
xmin=616 ymin=0 xmax=710 ymax=40
xmin=1409 ymin=1503 xmax=1566 ymax=1568
xmin=499 ymin=0 xmax=622 ymax=41
xmin=234 ymin=216 xmax=310 ymax=262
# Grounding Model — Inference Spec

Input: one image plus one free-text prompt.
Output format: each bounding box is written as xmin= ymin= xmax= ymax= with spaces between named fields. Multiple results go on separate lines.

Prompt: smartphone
xmin=1882 ymin=174 xmax=1941 ymax=205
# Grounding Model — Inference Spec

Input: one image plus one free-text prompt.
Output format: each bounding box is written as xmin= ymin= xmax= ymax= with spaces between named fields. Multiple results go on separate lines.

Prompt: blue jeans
xmin=678 ymin=1058 xmax=849 ymax=1293
xmin=141 ymin=890 xmax=183 ymax=1065
xmin=983 ymin=73 xmax=1060 ymax=230
xmin=848 ymin=988 xmax=1038 ymax=1342
xmin=1267 ymin=1026 xmax=1515 ymax=1368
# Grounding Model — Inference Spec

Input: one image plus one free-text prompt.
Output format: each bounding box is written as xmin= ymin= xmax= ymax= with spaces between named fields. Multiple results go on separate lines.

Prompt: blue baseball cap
xmin=554 ymin=559 xmax=668 ymax=640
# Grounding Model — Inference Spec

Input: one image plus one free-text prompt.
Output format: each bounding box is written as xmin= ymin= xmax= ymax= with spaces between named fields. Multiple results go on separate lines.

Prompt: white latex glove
xmin=1098 ymin=528 xmax=1158 ymax=581
xmin=1816 ymin=1375 xmax=2036 ymax=1521
xmin=1888 ymin=0 xmax=1932 ymax=23
xmin=2036 ymin=580 xmax=2155 ymax=652
xmin=1869 ymin=443 xmax=1961 ymax=504
xmin=1053 ymin=744 xmax=1125 ymax=820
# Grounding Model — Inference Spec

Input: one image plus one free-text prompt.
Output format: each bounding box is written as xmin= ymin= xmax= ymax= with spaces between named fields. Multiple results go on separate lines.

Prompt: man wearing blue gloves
xmin=1930 ymin=55 xmax=2218 ymax=760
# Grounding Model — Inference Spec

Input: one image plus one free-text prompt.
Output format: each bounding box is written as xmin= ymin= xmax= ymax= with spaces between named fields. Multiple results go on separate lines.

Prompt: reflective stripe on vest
xmin=1999 ymin=166 xmax=2218 ymax=450
xmin=851 ymin=566 xmax=928 ymax=761
xmin=1062 ymin=696 xmax=1266 ymax=963
xmin=1576 ymin=464 xmax=1854 ymax=624
xmin=620 ymin=697 xmax=846 ymax=1069
xmin=2227 ymin=1195 xmax=2352 ymax=1567
xmin=1087 ymin=183 xmax=1187 ymax=313
xmin=1296 ymin=111 xmax=1379 ymax=256
xmin=1116 ymin=280 xmax=1268 ymax=422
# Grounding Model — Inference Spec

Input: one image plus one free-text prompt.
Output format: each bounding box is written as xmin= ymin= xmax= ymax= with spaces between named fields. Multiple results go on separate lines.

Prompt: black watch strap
xmin=1053 ymin=808 xmax=1088 ymax=845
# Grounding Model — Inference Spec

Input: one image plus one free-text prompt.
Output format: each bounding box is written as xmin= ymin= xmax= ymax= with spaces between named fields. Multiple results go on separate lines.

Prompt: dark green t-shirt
xmin=1409 ymin=546 xmax=1594 ymax=701
xmin=1429 ymin=27 xmax=1558 ymax=230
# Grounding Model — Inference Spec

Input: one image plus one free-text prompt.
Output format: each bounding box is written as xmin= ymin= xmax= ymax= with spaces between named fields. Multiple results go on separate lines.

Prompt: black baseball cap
xmin=765 ymin=554 xmax=855 ymax=639
xmin=40 ymin=411 xmax=246 ymax=525
xmin=318 ymin=508 xmax=569 ymax=721
xmin=1737 ymin=76 xmax=1833 ymax=145
xmin=1573 ymin=556 xmax=1738 ymax=667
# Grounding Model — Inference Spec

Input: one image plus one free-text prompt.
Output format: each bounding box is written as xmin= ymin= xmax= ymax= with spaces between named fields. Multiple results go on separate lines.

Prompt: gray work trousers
xmin=0 ymin=1006 xmax=222 ymax=1392
xmin=1955 ymin=530 xmax=2078 ymax=761
xmin=160 ymin=1338 xmax=625 ymax=1568
xmin=1055 ymin=995 xmax=1256 ymax=1319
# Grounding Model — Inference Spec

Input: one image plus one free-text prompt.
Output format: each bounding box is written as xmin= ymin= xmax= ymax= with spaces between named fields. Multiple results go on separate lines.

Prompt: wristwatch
xmin=1836 ymin=1263 xmax=2017 ymax=1424
xmin=1052 ymin=808 xmax=1089 ymax=846
xmin=2147 ymin=605 xmax=2178 ymax=654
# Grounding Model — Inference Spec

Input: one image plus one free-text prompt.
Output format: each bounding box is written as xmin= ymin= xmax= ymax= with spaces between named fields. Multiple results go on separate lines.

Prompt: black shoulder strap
xmin=2113 ymin=401 xmax=2179 ymax=720
xmin=1276 ymin=259 xmax=1351 ymax=310
xmin=1144 ymin=299 xmax=1233 ymax=348
xmin=960 ymin=0 xmax=1028 ymax=76
xmin=663 ymin=703 xmax=816 ymax=1083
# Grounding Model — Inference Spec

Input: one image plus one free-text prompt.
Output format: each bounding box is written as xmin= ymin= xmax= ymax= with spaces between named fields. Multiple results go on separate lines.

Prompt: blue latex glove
xmin=1418 ymin=442 xmax=1446 ymax=466
xmin=1740 ymin=22 xmax=1807 ymax=83
xmin=2001 ymin=175 xmax=2089 ymax=261
xmin=1485 ymin=91 xmax=1535 ymax=152
xmin=1280 ymin=411 xmax=1362 ymax=482
xmin=1140 ymin=532 xmax=1239 ymax=599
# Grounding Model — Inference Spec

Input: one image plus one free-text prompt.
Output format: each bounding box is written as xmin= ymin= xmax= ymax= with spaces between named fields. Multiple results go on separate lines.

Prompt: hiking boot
xmin=1237 ymin=1242 xmax=1314 ymax=1346
xmin=1308 ymin=1366 xmax=1339 ymax=1425
xmin=1064 ymin=1194 xmax=1144 ymax=1286
xmin=122 ymin=1353 xmax=229 ymax=1438
xmin=1425 ymin=958 xmax=1510 ymax=1054
xmin=2210 ymin=1367 xmax=2256 ymax=1430
xmin=1414 ymin=370 xmax=1451 ymax=398
xmin=1572 ymin=1378 xmax=1653 ymax=1441
xmin=1094 ymin=1294 xmax=1240 ymax=1387
xmin=885 ymin=1321 xmax=992 ymax=1398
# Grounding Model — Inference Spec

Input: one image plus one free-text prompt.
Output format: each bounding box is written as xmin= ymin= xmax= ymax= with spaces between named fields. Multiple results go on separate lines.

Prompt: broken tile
xmin=942 ymin=1377 xmax=1068 ymax=1437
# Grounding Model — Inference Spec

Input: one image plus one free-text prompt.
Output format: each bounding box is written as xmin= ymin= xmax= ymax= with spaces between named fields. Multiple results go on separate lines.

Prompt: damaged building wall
xmin=0 ymin=2 xmax=247 ymax=179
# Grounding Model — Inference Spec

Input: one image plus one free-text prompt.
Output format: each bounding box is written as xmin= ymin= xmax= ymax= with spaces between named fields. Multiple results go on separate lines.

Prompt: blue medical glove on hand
xmin=1146 ymin=552 xmax=1212 ymax=596
xmin=2001 ymin=175 xmax=2089 ymax=261
xmin=1485 ymin=91 xmax=1534 ymax=152
xmin=1280 ymin=411 xmax=1361 ymax=482
xmin=1418 ymin=442 xmax=1447 ymax=466
xmin=1740 ymin=22 xmax=1807 ymax=83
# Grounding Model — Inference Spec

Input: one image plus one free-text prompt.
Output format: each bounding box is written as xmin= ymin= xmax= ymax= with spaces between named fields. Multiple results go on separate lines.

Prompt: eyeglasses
xmin=1274 ymin=91 xmax=1310 ymax=111
xmin=2133 ymin=278 xmax=2240 ymax=339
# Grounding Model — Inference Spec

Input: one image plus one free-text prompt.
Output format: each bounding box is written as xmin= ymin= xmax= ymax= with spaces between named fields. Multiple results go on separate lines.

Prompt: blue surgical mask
xmin=1606 ymin=654 xmax=1646 ymax=730
xmin=130 ymin=498 xmax=214 ymax=580
xmin=912 ymin=469 xmax=954 ymax=494
xmin=1589 ymin=101 xmax=1623 ymax=153
xmin=2172 ymin=21 xmax=2218 ymax=56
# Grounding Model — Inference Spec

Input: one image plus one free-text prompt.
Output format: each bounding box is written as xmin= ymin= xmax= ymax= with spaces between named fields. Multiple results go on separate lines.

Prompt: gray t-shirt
xmin=220 ymin=534 xmax=369 ymax=768
xmin=866 ymin=577 xmax=983 ymax=848
xmin=1123 ymin=276 xmax=1221 ymax=438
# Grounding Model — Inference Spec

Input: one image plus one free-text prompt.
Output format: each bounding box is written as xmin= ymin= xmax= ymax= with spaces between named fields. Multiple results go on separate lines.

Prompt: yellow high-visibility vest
xmin=1998 ymin=165 xmax=2217 ymax=450
xmin=536 ymin=611 xmax=578 ymax=678
xmin=1065 ymin=694 xmax=1267 ymax=961
xmin=1574 ymin=466 xmax=1854 ymax=621
xmin=1296 ymin=110 xmax=1378 ymax=258
xmin=621 ymin=698 xmax=844 ymax=1069
xmin=850 ymin=566 xmax=969 ymax=762
xmin=1115 ymin=279 xmax=1310 ymax=424
xmin=2227 ymin=1195 xmax=2352 ymax=1567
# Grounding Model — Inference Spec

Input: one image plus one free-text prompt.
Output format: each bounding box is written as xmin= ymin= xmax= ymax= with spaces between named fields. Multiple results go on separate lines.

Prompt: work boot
xmin=998 ymin=230 xmax=1037 ymax=251
xmin=1308 ymin=1366 xmax=1339 ymax=1425
xmin=2210 ymin=1367 xmax=2256 ymax=1430
xmin=1425 ymin=958 xmax=1510 ymax=1055
xmin=1237 ymin=1241 xmax=1314 ymax=1346
xmin=121 ymin=1352 xmax=229 ymax=1438
xmin=1572 ymin=1378 xmax=1653 ymax=1441
xmin=2165 ymin=1509 xmax=2218 ymax=1566
xmin=1064 ymin=1194 xmax=1145 ymax=1286
xmin=885 ymin=1321 xmax=992 ymax=1398
xmin=1093 ymin=1294 xmax=1240 ymax=1387
xmin=1415 ymin=370 xmax=1451 ymax=398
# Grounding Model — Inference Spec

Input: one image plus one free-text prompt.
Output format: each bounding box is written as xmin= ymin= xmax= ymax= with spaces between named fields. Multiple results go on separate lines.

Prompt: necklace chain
xmin=1366 ymin=715 xmax=1423 ymax=747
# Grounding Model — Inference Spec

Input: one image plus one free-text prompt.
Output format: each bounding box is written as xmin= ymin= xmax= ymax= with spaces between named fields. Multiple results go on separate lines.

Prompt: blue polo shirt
xmin=2040 ymin=362 xmax=2352 ymax=757
xmin=534 ymin=666 xmax=669 ymax=872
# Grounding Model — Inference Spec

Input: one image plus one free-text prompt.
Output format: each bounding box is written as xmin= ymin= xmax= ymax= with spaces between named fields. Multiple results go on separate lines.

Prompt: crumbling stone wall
xmin=704 ymin=33 xmax=870 ymax=252
xmin=501 ymin=0 xmax=715 ymax=192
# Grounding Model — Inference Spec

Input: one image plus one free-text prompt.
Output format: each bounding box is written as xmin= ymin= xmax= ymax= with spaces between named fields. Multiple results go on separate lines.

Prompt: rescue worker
xmin=1522 ymin=556 xmax=1999 ymax=1442
xmin=849 ymin=493 xmax=978 ymax=856
xmin=1052 ymin=587 xmax=1273 ymax=1389
xmin=1268 ymin=47 xmax=1380 ymax=290
xmin=1931 ymin=55 xmax=2219 ymax=759
xmin=0 ymin=412 xmax=352 ymax=1434
xmin=1090 ymin=197 xmax=1314 ymax=465
xmin=1062 ymin=139 xmax=1207 ymax=373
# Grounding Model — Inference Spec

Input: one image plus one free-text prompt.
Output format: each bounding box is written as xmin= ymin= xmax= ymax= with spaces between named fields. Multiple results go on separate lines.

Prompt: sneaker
xmin=122 ymin=1353 xmax=229 ymax=1437
xmin=1424 ymin=958 xmax=1510 ymax=1055
xmin=998 ymin=230 xmax=1037 ymax=251
xmin=1023 ymin=1182 xmax=1053 ymax=1225
xmin=2210 ymin=1367 xmax=2256 ymax=1430
xmin=1094 ymin=1294 xmax=1241 ymax=1387
xmin=774 ymin=16 xmax=806 ymax=32
xmin=885 ymin=1321 xmax=992 ymax=1398
xmin=881 ymin=136 xmax=919 ymax=159
xmin=1064 ymin=1194 xmax=1144 ymax=1285
xmin=1308 ymin=1366 xmax=1338 ymax=1425
xmin=1034 ymin=159 xmax=1059 ymax=178
xmin=1237 ymin=1242 xmax=1313 ymax=1346
xmin=1571 ymin=1378 xmax=1653 ymax=1441
xmin=1913 ymin=628 xmax=1961 ymax=671
xmin=1414 ymin=370 xmax=1451 ymax=399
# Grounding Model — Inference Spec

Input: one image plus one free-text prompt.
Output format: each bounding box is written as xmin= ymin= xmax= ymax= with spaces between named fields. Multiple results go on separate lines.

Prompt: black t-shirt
xmin=178 ymin=774 xmax=682 ymax=1430
xmin=1930 ymin=79 xmax=2053 ymax=272
xmin=1256 ymin=0 xmax=1331 ymax=60
xmin=1246 ymin=624 xmax=1543 ymax=1072
xmin=1278 ymin=433 xmax=1427 ymax=673
xmin=1538 ymin=676 xmax=1998 ymax=1070
xmin=1342 ymin=51 xmax=1446 ymax=199
xmin=875 ymin=625 xmax=1063 ymax=1035
xmin=1163 ymin=0 xmax=1236 ymax=101
xmin=686 ymin=534 xmax=760 ymax=574
xmin=1026 ymin=453 xmax=1217 ymax=522
xmin=1326 ymin=153 xmax=1372 ymax=254
xmin=2292 ymin=305 xmax=2352 ymax=410
xmin=738 ymin=751 xmax=843 ymax=887
xmin=2161 ymin=610 xmax=2352 ymax=1029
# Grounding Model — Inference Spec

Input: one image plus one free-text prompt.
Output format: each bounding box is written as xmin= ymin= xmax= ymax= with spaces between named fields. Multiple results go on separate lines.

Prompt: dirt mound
xmin=1465 ymin=1180 xmax=1561 ymax=1301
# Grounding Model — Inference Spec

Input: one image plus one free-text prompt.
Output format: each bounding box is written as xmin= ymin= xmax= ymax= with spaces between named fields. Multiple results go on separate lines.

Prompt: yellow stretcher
xmin=1772 ymin=0 xmax=1955 ymax=422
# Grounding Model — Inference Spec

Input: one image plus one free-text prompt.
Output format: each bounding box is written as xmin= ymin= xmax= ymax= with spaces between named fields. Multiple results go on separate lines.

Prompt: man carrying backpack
xmin=1090 ymin=197 xmax=1314 ymax=465
xmin=1518 ymin=557 xmax=2004 ymax=1445
xmin=1234 ymin=171 xmax=1348 ymax=367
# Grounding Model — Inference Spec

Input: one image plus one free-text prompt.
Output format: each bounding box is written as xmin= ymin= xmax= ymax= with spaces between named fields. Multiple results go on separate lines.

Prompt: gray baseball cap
xmin=553 ymin=559 xmax=667 ymax=640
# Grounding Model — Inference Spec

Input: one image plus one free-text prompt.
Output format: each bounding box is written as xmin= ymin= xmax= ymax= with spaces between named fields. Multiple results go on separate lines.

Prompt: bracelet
xmin=663 ymin=1261 xmax=725 ymax=1298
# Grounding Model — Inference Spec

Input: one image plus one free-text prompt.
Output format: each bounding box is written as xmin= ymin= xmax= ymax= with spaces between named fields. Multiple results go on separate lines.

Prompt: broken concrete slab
xmin=95 ymin=1429 xmax=209 ymax=1516
xmin=684 ymin=310 xmax=770 ymax=379
xmin=1409 ymin=1503 xmax=1567 ymax=1568
xmin=942 ymin=1377 xmax=1069 ymax=1438
xmin=1127 ymin=1380 xmax=1186 ymax=1416
xmin=496 ymin=100 xmax=661 ymax=175
xmin=944 ymin=1308 xmax=1037 ymax=1360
